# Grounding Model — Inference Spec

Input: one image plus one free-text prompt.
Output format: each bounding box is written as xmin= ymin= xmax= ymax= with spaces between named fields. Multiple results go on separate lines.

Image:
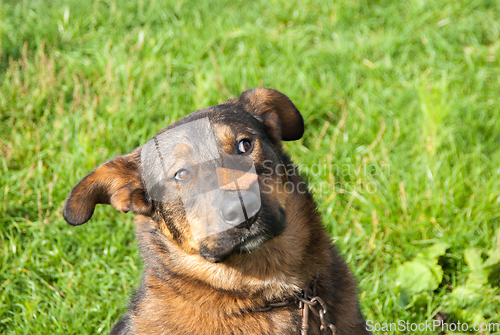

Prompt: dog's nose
xmin=220 ymin=193 xmax=260 ymax=226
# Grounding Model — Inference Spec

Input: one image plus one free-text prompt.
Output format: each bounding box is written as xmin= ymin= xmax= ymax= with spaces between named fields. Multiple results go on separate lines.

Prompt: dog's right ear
xmin=63 ymin=150 xmax=152 ymax=226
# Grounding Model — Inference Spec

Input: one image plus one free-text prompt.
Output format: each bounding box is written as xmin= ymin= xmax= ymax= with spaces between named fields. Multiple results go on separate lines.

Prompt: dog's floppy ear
xmin=63 ymin=149 xmax=152 ymax=226
xmin=237 ymin=88 xmax=304 ymax=143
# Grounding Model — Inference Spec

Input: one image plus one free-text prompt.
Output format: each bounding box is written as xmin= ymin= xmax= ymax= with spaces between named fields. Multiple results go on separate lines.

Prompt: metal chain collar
xmin=251 ymin=279 xmax=337 ymax=335
xmin=297 ymin=295 xmax=337 ymax=335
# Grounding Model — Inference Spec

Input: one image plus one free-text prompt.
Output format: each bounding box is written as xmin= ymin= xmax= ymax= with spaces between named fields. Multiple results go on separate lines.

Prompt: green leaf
xmin=455 ymin=308 xmax=486 ymax=325
xmin=483 ymin=247 xmax=500 ymax=269
xmin=450 ymin=283 xmax=483 ymax=306
xmin=462 ymin=246 xmax=500 ymax=285
xmin=463 ymin=248 xmax=488 ymax=285
xmin=450 ymin=245 xmax=500 ymax=310
xmin=415 ymin=242 xmax=450 ymax=261
xmin=393 ymin=242 xmax=449 ymax=308
xmin=395 ymin=259 xmax=444 ymax=294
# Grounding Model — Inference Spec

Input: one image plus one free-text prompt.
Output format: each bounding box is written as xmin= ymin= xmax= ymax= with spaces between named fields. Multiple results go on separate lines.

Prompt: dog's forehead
xmin=154 ymin=103 xmax=263 ymax=139
xmin=141 ymin=103 xmax=265 ymax=178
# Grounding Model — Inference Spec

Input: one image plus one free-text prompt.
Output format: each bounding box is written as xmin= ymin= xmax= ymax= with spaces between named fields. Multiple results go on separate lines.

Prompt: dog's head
xmin=63 ymin=88 xmax=304 ymax=263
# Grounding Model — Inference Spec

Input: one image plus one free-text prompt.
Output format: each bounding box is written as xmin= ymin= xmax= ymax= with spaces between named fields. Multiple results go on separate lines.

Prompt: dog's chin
xmin=198 ymin=215 xmax=282 ymax=263
xmin=237 ymin=234 xmax=270 ymax=254
xmin=199 ymin=253 xmax=227 ymax=264
xmin=200 ymin=234 xmax=271 ymax=263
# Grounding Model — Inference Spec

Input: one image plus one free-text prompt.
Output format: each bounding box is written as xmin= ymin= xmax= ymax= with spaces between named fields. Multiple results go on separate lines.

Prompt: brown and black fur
xmin=63 ymin=88 xmax=370 ymax=335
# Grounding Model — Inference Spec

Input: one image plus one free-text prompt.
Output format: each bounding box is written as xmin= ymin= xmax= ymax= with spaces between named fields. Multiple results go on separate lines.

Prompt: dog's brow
xmin=215 ymin=124 xmax=235 ymax=139
xmin=240 ymin=130 xmax=257 ymax=137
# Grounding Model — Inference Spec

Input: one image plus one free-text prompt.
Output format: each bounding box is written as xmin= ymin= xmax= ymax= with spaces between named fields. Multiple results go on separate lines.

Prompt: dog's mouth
xmin=197 ymin=188 xmax=288 ymax=263
xmin=237 ymin=233 xmax=269 ymax=254
xmin=198 ymin=210 xmax=275 ymax=263
xmin=236 ymin=209 xmax=271 ymax=253
xmin=238 ymin=207 xmax=260 ymax=229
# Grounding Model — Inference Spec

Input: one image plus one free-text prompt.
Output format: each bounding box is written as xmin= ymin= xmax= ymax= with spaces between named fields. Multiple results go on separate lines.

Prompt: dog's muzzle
xmin=141 ymin=117 xmax=262 ymax=241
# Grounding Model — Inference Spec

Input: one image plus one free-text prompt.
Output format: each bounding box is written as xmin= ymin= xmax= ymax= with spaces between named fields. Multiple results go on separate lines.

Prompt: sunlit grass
xmin=1 ymin=0 xmax=499 ymax=333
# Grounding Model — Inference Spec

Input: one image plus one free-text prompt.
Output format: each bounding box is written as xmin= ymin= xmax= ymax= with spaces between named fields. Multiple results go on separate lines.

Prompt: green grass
xmin=1 ymin=0 xmax=499 ymax=333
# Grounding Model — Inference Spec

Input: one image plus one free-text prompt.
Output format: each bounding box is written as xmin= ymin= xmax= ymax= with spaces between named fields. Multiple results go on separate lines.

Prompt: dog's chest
xmin=131 ymin=298 xmax=305 ymax=335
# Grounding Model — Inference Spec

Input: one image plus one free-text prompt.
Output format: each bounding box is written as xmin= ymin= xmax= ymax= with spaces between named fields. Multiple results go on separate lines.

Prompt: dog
xmin=63 ymin=88 xmax=370 ymax=335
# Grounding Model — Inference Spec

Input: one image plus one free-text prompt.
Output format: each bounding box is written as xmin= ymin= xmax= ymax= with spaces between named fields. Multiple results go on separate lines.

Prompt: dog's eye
xmin=238 ymin=139 xmax=252 ymax=154
xmin=174 ymin=169 xmax=191 ymax=181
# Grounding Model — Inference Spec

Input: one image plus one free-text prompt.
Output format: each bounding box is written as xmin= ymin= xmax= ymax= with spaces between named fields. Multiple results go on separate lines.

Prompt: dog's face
xmin=63 ymin=88 xmax=304 ymax=263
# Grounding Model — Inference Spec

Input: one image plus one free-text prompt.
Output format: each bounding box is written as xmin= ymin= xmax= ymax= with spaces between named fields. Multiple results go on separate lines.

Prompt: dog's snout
xmin=220 ymin=193 xmax=260 ymax=226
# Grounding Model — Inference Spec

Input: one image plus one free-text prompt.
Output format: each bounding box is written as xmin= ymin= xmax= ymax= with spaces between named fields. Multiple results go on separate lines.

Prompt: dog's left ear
xmin=63 ymin=149 xmax=153 ymax=226
xmin=237 ymin=88 xmax=304 ymax=144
